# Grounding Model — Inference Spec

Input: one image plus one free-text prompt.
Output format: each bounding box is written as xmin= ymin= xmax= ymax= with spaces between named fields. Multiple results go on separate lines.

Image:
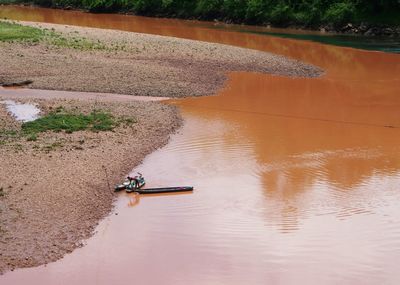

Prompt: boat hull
xmin=134 ymin=186 xmax=193 ymax=194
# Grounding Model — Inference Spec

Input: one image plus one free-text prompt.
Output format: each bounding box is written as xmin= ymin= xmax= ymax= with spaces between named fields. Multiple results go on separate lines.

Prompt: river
xmin=1 ymin=5 xmax=400 ymax=285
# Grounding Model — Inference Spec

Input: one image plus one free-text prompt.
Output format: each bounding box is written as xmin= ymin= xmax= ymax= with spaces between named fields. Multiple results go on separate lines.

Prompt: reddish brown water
xmin=1 ymin=6 xmax=400 ymax=285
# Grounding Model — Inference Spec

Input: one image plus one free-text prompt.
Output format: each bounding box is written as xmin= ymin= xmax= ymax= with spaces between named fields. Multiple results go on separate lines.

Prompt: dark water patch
xmin=238 ymin=29 xmax=400 ymax=54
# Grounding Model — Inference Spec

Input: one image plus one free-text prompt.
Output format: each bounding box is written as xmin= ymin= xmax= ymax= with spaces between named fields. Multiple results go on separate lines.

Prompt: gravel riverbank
xmin=0 ymin=21 xmax=322 ymax=97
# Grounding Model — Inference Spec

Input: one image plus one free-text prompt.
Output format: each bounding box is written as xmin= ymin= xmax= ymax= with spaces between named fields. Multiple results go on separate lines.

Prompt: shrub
xmin=269 ymin=2 xmax=291 ymax=25
xmin=195 ymin=0 xmax=222 ymax=19
xmin=32 ymin=0 xmax=53 ymax=7
xmin=160 ymin=0 xmax=197 ymax=17
xmin=222 ymin=0 xmax=247 ymax=21
xmin=323 ymin=2 xmax=355 ymax=26
xmin=292 ymin=7 xmax=321 ymax=26
xmin=129 ymin=0 xmax=163 ymax=14
xmin=246 ymin=0 xmax=268 ymax=23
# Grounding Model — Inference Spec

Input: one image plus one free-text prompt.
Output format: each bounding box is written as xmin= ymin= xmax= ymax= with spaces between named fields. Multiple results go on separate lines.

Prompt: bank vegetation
xmin=2 ymin=0 xmax=399 ymax=33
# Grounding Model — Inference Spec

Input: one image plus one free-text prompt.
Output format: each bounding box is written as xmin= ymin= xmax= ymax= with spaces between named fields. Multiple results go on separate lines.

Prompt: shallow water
xmin=1 ymin=100 xmax=40 ymax=122
xmin=1 ymin=5 xmax=400 ymax=285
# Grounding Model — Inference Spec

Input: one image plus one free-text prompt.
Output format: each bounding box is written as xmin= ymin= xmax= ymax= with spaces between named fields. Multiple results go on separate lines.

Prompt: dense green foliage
xmin=20 ymin=0 xmax=400 ymax=27
xmin=0 ymin=0 xmax=20 ymax=3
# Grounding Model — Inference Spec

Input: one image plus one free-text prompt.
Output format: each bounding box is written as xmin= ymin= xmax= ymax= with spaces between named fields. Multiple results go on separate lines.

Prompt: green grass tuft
xmin=42 ymin=142 xmax=64 ymax=152
xmin=117 ymin=117 xmax=137 ymax=127
xmin=0 ymin=129 xmax=18 ymax=137
xmin=21 ymin=110 xmax=116 ymax=135
xmin=26 ymin=133 xmax=37 ymax=141
xmin=0 ymin=129 xmax=20 ymax=145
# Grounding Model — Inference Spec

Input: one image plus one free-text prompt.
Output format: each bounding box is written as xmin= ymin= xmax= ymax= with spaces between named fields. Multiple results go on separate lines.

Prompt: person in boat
xmin=127 ymin=175 xmax=139 ymax=190
xmin=126 ymin=173 xmax=144 ymax=191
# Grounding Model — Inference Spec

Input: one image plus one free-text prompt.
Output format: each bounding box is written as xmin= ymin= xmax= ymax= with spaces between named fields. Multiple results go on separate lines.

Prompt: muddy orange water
xmin=1 ymin=6 xmax=400 ymax=285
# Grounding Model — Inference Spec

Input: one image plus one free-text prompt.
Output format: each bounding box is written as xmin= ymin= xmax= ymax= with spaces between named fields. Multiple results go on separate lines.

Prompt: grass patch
xmin=0 ymin=129 xmax=21 ymax=147
xmin=21 ymin=109 xmax=116 ymax=135
xmin=26 ymin=133 xmax=37 ymax=141
xmin=117 ymin=117 xmax=137 ymax=127
xmin=0 ymin=21 xmax=109 ymax=50
xmin=0 ymin=129 xmax=20 ymax=145
xmin=46 ymin=33 xmax=108 ymax=50
xmin=0 ymin=129 xmax=18 ymax=137
xmin=0 ymin=21 xmax=44 ymax=42
xmin=42 ymin=142 xmax=64 ymax=152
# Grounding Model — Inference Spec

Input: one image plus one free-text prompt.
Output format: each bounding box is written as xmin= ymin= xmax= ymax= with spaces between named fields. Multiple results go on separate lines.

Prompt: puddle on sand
xmin=1 ymin=100 xmax=40 ymax=122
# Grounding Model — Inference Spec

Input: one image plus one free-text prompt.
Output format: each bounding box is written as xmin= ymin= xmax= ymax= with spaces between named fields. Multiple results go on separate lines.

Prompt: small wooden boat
xmin=115 ymin=173 xmax=193 ymax=194
xmin=134 ymin=186 xmax=194 ymax=194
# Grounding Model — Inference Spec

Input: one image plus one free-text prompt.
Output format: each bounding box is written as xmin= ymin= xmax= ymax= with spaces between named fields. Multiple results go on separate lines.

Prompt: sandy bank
xmin=0 ymin=98 xmax=181 ymax=273
xmin=0 ymin=21 xmax=322 ymax=97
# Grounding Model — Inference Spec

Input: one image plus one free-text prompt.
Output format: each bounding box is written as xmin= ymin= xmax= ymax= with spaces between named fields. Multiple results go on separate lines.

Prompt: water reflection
xmin=127 ymin=193 xmax=140 ymax=207
xmin=176 ymin=102 xmax=400 ymax=232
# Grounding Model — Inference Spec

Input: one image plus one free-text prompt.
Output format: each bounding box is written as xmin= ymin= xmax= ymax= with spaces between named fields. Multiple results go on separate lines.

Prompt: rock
xmin=383 ymin=28 xmax=394 ymax=35
xmin=324 ymin=23 xmax=334 ymax=32
xmin=342 ymin=23 xmax=353 ymax=32
xmin=2 ymin=80 xmax=33 ymax=87
xmin=359 ymin=22 xmax=369 ymax=33
xmin=364 ymin=28 xmax=376 ymax=36
xmin=374 ymin=27 xmax=383 ymax=36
